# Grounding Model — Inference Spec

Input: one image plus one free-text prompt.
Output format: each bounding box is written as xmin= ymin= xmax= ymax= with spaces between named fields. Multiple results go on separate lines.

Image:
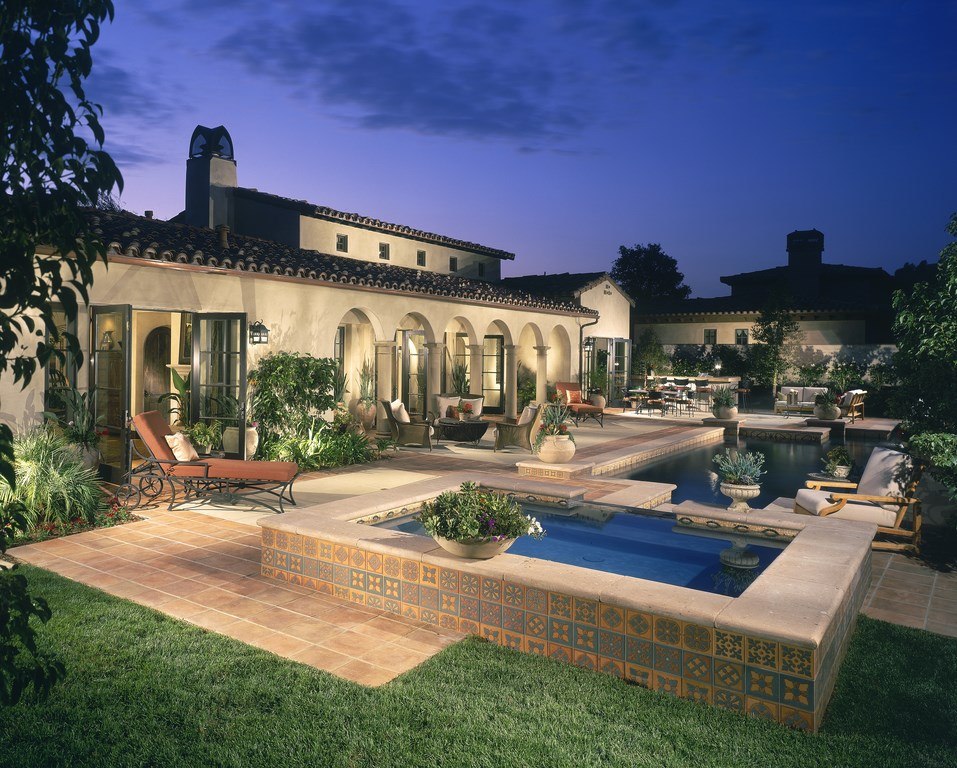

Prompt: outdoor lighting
xmin=583 ymin=337 xmax=595 ymax=352
xmin=714 ymin=360 xmax=723 ymax=374
xmin=99 ymin=330 xmax=114 ymax=350
xmin=248 ymin=320 xmax=270 ymax=345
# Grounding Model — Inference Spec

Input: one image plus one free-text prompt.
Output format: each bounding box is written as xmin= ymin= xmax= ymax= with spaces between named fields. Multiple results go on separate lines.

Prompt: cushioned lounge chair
xmin=492 ymin=403 xmax=544 ymax=452
xmin=381 ymin=399 xmax=433 ymax=450
xmin=131 ymin=410 xmax=299 ymax=514
xmin=839 ymin=390 xmax=867 ymax=423
xmin=555 ymin=382 xmax=604 ymax=427
xmin=793 ymin=446 xmax=923 ymax=552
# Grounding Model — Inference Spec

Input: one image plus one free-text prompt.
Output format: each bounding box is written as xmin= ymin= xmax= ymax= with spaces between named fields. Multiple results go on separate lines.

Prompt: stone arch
xmin=397 ymin=311 xmax=436 ymax=344
xmin=547 ymin=323 xmax=573 ymax=383
xmin=483 ymin=319 xmax=513 ymax=346
xmin=335 ymin=308 xmax=381 ymax=408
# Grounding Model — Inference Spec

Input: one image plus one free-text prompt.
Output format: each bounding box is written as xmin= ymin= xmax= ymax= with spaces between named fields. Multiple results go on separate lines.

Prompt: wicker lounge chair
xmin=555 ymin=382 xmax=604 ymax=427
xmin=492 ymin=403 xmax=544 ymax=452
xmin=381 ymin=399 xmax=433 ymax=450
xmin=131 ymin=411 xmax=299 ymax=514
xmin=793 ymin=446 xmax=923 ymax=552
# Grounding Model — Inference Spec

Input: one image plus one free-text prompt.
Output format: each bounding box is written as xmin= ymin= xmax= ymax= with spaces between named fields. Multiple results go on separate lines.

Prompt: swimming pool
xmin=619 ymin=437 xmax=879 ymax=509
xmin=376 ymin=505 xmax=784 ymax=596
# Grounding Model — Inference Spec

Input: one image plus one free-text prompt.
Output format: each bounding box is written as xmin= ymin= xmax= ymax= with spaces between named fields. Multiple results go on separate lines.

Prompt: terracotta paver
xmin=862 ymin=551 xmax=957 ymax=637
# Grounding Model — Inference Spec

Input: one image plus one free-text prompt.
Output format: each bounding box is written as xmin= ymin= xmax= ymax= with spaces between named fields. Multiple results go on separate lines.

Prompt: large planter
xmin=719 ymin=482 xmax=761 ymax=513
xmin=72 ymin=444 xmax=101 ymax=472
xmin=223 ymin=426 xmax=260 ymax=457
xmin=433 ymin=535 xmax=516 ymax=560
xmin=356 ymin=400 xmax=377 ymax=431
xmin=830 ymin=464 xmax=851 ymax=479
xmin=537 ymin=434 xmax=576 ymax=464
xmin=589 ymin=394 xmax=607 ymax=409
xmin=813 ymin=403 xmax=841 ymax=420
xmin=712 ymin=406 xmax=739 ymax=420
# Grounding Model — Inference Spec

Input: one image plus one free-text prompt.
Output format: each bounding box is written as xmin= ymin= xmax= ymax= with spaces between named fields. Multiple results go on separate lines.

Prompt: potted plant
xmin=712 ymin=448 xmax=765 ymax=512
xmin=450 ymin=362 xmax=469 ymax=396
xmin=216 ymin=390 xmax=260 ymax=458
xmin=458 ymin=400 xmax=475 ymax=421
xmin=587 ymin=365 xmax=608 ymax=409
xmin=813 ymin=388 xmax=841 ymax=420
xmin=355 ymin=358 xmax=377 ymax=430
xmin=822 ymin=446 xmax=853 ymax=479
xmin=183 ymin=420 xmax=222 ymax=454
xmin=46 ymin=386 xmax=102 ymax=471
xmin=534 ymin=399 xmax=576 ymax=464
xmin=158 ymin=368 xmax=191 ymax=425
xmin=417 ymin=481 xmax=545 ymax=559
xmin=711 ymin=386 xmax=738 ymax=420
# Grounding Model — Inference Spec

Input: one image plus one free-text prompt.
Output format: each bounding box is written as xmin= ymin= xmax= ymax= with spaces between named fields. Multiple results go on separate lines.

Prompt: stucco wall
xmin=579 ymin=281 xmax=631 ymax=340
xmin=635 ymin=316 xmax=867 ymax=346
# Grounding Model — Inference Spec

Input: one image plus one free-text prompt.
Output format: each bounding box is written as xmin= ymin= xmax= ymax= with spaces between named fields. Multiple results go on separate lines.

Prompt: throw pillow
xmin=447 ymin=406 xmax=459 ymax=419
xmin=517 ymin=405 xmax=536 ymax=425
xmin=390 ymin=399 xmax=411 ymax=423
xmin=459 ymin=397 xmax=483 ymax=417
xmin=566 ymin=389 xmax=583 ymax=404
xmin=165 ymin=432 xmax=199 ymax=462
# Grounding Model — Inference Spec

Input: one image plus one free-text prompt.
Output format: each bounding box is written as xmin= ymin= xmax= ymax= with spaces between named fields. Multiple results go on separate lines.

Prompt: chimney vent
xmin=145 ymin=210 xmax=154 ymax=220
xmin=217 ymin=224 xmax=229 ymax=249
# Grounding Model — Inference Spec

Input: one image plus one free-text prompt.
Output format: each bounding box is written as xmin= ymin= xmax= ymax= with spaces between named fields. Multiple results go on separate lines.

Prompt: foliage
xmin=750 ymin=295 xmax=803 ymax=393
xmin=712 ymin=448 xmax=766 ymax=485
xmin=267 ymin=417 xmax=380 ymax=471
xmin=356 ymin=358 xmax=375 ymax=404
xmin=908 ymin=433 xmax=957 ymax=503
xmin=710 ymin=387 xmax=736 ymax=413
xmin=631 ymin=328 xmax=670 ymax=377
xmin=157 ymin=368 xmax=191 ymax=425
xmin=534 ymin=401 xmax=575 ymax=450
xmin=823 ymin=446 xmax=854 ymax=476
xmin=44 ymin=386 xmax=101 ymax=449
xmin=797 ymin=361 xmax=829 ymax=387
xmin=0 ymin=427 xmax=105 ymax=531
xmin=893 ymin=259 xmax=938 ymax=293
xmin=829 ymin=355 xmax=868 ymax=392
xmin=611 ymin=243 xmax=691 ymax=301
xmin=814 ymin=385 xmax=839 ymax=406
xmin=516 ymin=362 xmax=536 ymax=409
xmin=332 ymin=364 xmax=348 ymax=403
xmin=867 ymin=360 xmax=897 ymax=389
xmin=417 ymin=482 xmax=545 ymax=543
xmin=181 ymin=421 xmax=222 ymax=451
xmin=13 ymin=494 xmax=135 ymax=545
xmin=586 ymin=363 xmax=608 ymax=393
xmin=270 ymin=423 xmax=324 ymax=470
xmin=450 ymin=362 xmax=469 ymax=396
xmin=670 ymin=345 xmax=710 ymax=376
xmin=249 ymin=352 xmax=338 ymax=455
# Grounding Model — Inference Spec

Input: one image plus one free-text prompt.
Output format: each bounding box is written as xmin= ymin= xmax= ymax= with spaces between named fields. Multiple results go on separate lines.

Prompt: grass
xmin=2 ymin=567 xmax=956 ymax=767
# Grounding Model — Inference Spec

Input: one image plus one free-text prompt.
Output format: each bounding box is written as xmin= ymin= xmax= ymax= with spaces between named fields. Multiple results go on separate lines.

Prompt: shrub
xmin=418 ymin=482 xmax=545 ymax=543
xmin=516 ymin=362 xmax=536 ymax=408
xmin=829 ymin=355 xmax=868 ymax=392
xmin=45 ymin=386 xmax=101 ymax=449
xmin=0 ymin=427 xmax=105 ymax=530
xmin=712 ymin=448 xmax=766 ymax=485
xmin=797 ymin=361 xmax=829 ymax=387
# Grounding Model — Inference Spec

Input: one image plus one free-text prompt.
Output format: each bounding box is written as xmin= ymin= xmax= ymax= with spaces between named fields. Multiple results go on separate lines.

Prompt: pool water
xmin=620 ymin=438 xmax=879 ymax=509
xmin=376 ymin=506 xmax=783 ymax=596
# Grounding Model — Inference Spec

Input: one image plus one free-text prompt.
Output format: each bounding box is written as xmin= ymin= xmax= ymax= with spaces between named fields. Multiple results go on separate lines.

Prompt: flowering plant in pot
xmin=418 ymin=482 xmax=545 ymax=559
xmin=459 ymin=400 xmax=474 ymax=421
xmin=712 ymin=448 xmax=766 ymax=512
xmin=822 ymin=446 xmax=853 ymax=478
xmin=355 ymin=357 xmax=377 ymax=430
xmin=534 ymin=399 xmax=576 ymax=463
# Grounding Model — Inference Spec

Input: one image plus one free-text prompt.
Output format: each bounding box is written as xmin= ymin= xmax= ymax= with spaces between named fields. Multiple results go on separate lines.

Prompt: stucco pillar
xmin=534 ymin=345 xmax=550 ymax=403
xmin=374 ymin=339 xmax=396 ymax=437
xmin=504 ymin=343 xmax=518 ymax=419
xmin=467 ymin=344 xmax=484 ymax=396
xmin=425 ymin=341 xmax=445 ymax=412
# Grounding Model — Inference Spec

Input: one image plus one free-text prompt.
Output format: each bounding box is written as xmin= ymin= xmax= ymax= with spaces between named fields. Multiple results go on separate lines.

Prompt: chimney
xmin=145 ymin=210 xmax=154 ymax=220
xmin=786 ymin=229 xmax=824 ymax=299
xmin=217 ymin=224 xmax=229 ymax=249
xmin=185 ymin=125 xmax=237 ymax=229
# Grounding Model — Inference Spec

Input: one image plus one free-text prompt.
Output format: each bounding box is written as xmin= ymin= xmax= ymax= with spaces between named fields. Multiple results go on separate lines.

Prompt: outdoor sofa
xmin=774 ymin=386 xmax=828 ymax=415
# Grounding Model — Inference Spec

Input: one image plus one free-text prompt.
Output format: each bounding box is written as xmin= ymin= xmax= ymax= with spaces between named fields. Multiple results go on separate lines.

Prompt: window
xmin=336 ymin=234 xmax=348 ymax=252
xmin=735 ymin=329 xmax=749 ymax=345
xmin=449 ymin=256 xmax=458 ymax=272
xmin=703 ymin=329 xmax=717 ymax=345
xmin=416 ymin=250 xmax=426 ymax=267
xmin=477 ymin=262 xmax=485 ymax=278
xmin=379 ymin=243 xmax=390 ymax=260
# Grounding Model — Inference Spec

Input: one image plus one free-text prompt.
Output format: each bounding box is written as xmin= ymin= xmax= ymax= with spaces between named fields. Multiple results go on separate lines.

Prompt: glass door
xmin=611 ymin=338 xmax=631 ymax=403
xmin=191 ymin=314 xmax=247 ymax=458
xmin=482 ymin=335 xmax=504 ymax=413
xmin=91 ymin=304 xmax=131 ymax=483
xmin=395 ymin=330 xmax=428 ymax=419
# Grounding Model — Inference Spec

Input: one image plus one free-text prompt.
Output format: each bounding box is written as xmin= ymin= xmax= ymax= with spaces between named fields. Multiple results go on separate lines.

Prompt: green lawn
xmin=2 ymin=567 xmax=956 ymax=768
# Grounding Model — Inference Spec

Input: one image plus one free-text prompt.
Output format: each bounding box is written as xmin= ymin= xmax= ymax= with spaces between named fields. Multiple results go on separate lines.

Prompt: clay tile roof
xmin=88 ymin=210 xmax=594 ymax=316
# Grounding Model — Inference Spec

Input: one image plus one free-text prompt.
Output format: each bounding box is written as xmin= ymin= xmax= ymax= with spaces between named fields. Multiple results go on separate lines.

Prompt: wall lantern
xmin=249 ymin=320 xmax=270 ymax=345
xmin=714 ymin=360 xmax=723 ymax=374
xmin=583 ymin=337 xmax=595 ymax=352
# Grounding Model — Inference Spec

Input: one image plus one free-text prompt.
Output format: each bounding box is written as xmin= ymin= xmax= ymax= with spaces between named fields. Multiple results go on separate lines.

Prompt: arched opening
xmin=517 ymin=322 xmax=545 ymax=407
xmin=547 ymin=325 xmax=572 ymax=385
xmin=395 ymin=313 xmax=434 ymax=418
xmin=142 ymin=326 xmax=172 ymax=418
xmin=480 ymin=320 xmax=513 ymax=414
xmin=334 ymin=308 xmax=380 ymax=411
xmin=441 ymin=316 xmax=478 ymax=395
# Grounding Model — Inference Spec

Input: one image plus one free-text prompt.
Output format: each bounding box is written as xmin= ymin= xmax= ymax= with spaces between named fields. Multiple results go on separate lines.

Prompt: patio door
xmin=191 ymin=313 xmax=247 ymax=459
xmin=395 ymin=330 xmax=428 ymax=419
xmin=90 ymin=304 xmax=131 ymax=483
xmin=481 ymin=335 xmax=504 ymax=414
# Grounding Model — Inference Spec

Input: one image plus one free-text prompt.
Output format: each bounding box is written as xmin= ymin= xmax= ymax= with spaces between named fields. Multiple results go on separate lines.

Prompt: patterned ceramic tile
xmin=548 ymin=592 xmax=572 ymax=619
xmin=440 ymin=592 xmax=459 ymax=614
xmin=459 ymin=573 xmax=480 ymax=597
xmin=625 ymin=610 xmax=652 ymax=639
xmin=526 ymin=613 xmax=547 ymax=639
xmin=459 ymin=618 xmax=480 ymax=635
xmin=714 ymin=689 xmax=745 ymax=712
xmin=574 ymin=598 xmax=598 ymax=626
xmin=333 ymin=564 xmax=350 ymax=587
xmin=654 ymin=617 xmax=682 ymax=646
xmin=548 ymin=644 xmax=573 ymax=663
xmin=574 ymin=651 xmax=598 ymax=671
xmin=502 ymin=607 xmax=525 ymax=633
xmin=481 ymin=578 xmax=502 ymax=603
xmin=714 ymin=630 xmax=744 ymax=661
xmin=366 ymin=595 xmax=383 ymax=610
xmin=682 ymin=624 xmax=712 ymax=653
xmin=655 ymin=673 xmax=680 ymax=696
xmin=349 ymin=590 xmax=365 ymax=605
xmin=683 ymin=652 xmax=712 ymax=683
xmin=366 ymin=552 xmax=383 ymax=574
xmin=319 ymin=541 xmax=334 ymax=562
xmin=302 ymin=536 xmax=317 ymax=558
xmin=681 ymin=681 xmax=712 ymax=704
xmin=600 ymin=659 xmax=624 ymax=678
xmin=402 ymin=605 xmax=420 ymax=621
xmin=319 ymin=561 xmax=333 ymax=582
xmin=384 ymin=577 xmax=401 ymax=600
xmin=654 ymin=645 xmax=682 ymax=675
xmin=420 ymin=564 xmax=438 ymax=586
xmin=780 ymin=706 xmax=813 ymax=731
xmin=713 ymin=660 xmax=744 ymax=691
xmin=599 ymin=605 xmax=624 ymax=631
xmin=480 ymin=601 xmax=502 ymax=627
xmin=350 ymin=548 xmax=365 ymax=570
xmin=781 ymin=676 xmax=813 ymax=711
xmin=746 ymin=668 xmax=779 ymax=701
xmin=525 ymin=588 xmax=547 ymax=614
xmin=502 ymin=631 xmax=524 ymax=651
xmin=747 ymin=638 xmax=779 ymax=670
xmin=781 ymin=645 xmax=814 ymax=678
xmin=350 ymin=569 xmax=366 ymax=591
xmin=400 ymin=581 xmax=420 ymax=605
xmin=746 ymin=698 xmax=778 ymax=721
xmin=626 ymin=637 xmax=653 ymax=667
xmin=599 ymin=630 xmax=624 ymax=660
xmin=303 ymin=558 xmax=319 ymax=578
xmin=527 ymin=639 xmax=547 ymax=656
xmin=419 ymin=586 xmax=440 ymax=611
xmin=401 ymin=559 xmax=420 ymax=583
xmin=262 ymin=528 xmax=275 ymax=547
xmin=384 ymin=599 xmax=401 ymax=614
xmin=439 ymin=568 xmax=459 ymax=593
xmin=275 ymin=551 xmax=288 ymax=570
xmin=275 ymin=531 xmax=289 ymax=551
xmin=503 ymin=582 xmax=524 ymax=608
xmin=459 ymin=596 xmax=480 ymax=622
xmin=262 ymin=547 xmax=275 ymax=566
xmin=548 ymin=618 xmax=572 ymax=646
xmin=439 ymin=613 xmax=458 ymax=631
xmin=333 ymin=544 xmax=349 ymax=565
xmin=287 ymin=533 xmax=303 ymax=555
xmin=420 ymin=609 xmax=439 ymax=626
xmin=383 ymin=555 xmax=401 ymax=577
xmin=625 ymin=665 xmax=652 ymax=688
xmin=573 ymin=625 xmax=599 ymax=653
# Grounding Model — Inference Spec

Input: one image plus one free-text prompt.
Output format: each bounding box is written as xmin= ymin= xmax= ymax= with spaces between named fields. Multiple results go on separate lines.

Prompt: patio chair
xmin=492 ymin=403 xmax=544 ymax=452
xmin=130 ymin=410 xmax=299 ymax=514
xmin=381 ymin=399 xmax=433 ymax=451
xmin=793 ymin=446 xmax=924 ymax=552
xmin=839 ymin=390 xmax=867 ymax=423
xmin=555 ymin=382 xmax=604 ymax=427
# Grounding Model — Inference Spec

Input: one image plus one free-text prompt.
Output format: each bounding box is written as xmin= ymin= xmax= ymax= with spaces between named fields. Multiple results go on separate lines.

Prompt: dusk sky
xmin=91 ymin=1 xmax=956 ymax=296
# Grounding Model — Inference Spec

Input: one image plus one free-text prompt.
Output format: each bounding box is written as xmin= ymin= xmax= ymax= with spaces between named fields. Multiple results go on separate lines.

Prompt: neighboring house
xmin=1 ymin=125 xmax=598 ymax=481
xmin=634 ymin=229 xmax=895 ymax=363
xmin=499 ymin=272 xmax=634 ymax=399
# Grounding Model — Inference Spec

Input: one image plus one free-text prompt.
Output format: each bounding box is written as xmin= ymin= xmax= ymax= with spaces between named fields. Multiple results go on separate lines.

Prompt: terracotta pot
xmin=433 ymin=535 xmax=516 ymax=560
xmin=719 ymin=482 xmax=761 ymax=513
xmin=356 ymin=401 xmax=377 ymax=431
xmin=537 ymin=434 xmax=576 ymax=464
xmin=712 ymin=406 xmax=738 ymax=420
xmin=589 ymin=394 xmax=606 ymax=409
xmin=813 ymin=404 xmax=841 ymax=420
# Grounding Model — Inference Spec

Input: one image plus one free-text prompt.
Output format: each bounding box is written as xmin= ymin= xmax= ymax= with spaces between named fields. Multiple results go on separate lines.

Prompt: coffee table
xmin=437 ymin=417 xmax=489 ymax=444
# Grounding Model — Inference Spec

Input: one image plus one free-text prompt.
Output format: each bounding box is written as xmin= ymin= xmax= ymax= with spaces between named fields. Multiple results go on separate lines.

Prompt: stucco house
xmin=1 ymin=126 xmax=628 ymax=481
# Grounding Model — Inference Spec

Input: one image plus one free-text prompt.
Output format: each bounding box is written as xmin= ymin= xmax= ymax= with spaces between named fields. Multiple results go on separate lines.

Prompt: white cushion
xmin=165 ymin=432 xmax=199 ymax=462
xmin=459 ymin=397 xmax=483 ymax=417
xmin=390 ymin=399 xmax=411 ymax=423
xmin=840 ymin=391 xmax=854 ymax=406
xmin=435 ymin=395 xmax=460 ymax=421
xmin=857 ymin=447 xmax=912 ymax=505
xmin=517 ymin=405 xmax=536 ymax=425
xmin=794 ymin=489 xmax=897 ymax=527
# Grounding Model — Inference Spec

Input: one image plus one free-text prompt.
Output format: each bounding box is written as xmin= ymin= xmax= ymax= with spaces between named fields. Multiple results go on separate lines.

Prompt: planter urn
xmin=712 ymin=406 xmax=738 ymax=420
xmin=589 ymin=394 xmax=607 ymax=409
xmin=831 ymin=464 xmax=851 ymax=479
xmin=223 ymin=426 xmax=260 ymax=457
xmin=537 ymin=434 xmax=576 ymax=464
xmin=433 ymin=536 xmax=516 ymax=560
xmin=813 ymin=403 xmax=841 ymax=420
xmin=356 ymin=401 xmax=377 ymax=431
xmin=719 ymin=482 xmax=761 ymax=513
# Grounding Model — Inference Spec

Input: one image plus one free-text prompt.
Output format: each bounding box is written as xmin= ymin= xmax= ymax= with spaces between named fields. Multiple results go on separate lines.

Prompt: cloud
xmin=85 ymin=55 xmax=177 ymax=123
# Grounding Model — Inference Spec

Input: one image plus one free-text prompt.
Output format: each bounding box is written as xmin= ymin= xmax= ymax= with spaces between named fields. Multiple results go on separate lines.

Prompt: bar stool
xmin=735 ymin=386 xmax=751 ymax=412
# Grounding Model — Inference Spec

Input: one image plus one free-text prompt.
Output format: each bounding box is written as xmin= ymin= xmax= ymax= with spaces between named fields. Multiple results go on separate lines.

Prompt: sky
xmin=89 ymin=1 xmax=956 ymax=296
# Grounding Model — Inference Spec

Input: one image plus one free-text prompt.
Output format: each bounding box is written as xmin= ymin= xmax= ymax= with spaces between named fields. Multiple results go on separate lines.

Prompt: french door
xmin=191 ymin=313 xmax=247 ymax=459
xmin=394 ymin=330 xmax=428 ymax=419
xmin=481 ymin=335 xmax=504 ymax=414
xmin=90 ymin=304 xmax=131 ymax=483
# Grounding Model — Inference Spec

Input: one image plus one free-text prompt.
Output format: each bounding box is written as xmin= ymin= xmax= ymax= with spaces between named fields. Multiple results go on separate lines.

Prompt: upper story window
xmin=416 ymin=250 xmax=426 ymax=267
xmin=477 ymin=262 xmax=485 ymax=278
xmin=703 ymin=329 xmax=717 ymax=345
xmin=336 ymin=234 xmax=348 ymax=253
xmin=379 ymin=243 xmax=390 ymax=260
xmin=735 ymin=329 xmax=749 ymax=346
xmin=449 ymin=256 xmax=458 ymax=272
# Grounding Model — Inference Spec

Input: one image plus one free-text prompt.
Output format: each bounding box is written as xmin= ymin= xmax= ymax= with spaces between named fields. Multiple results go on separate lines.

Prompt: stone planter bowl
xmin=719 ymin=482 xmax=761 ymax=513
xmin=537 ymin=434 xmax=576 ymax=464
xmin=433 ymin=536 xmax=516 ymax=559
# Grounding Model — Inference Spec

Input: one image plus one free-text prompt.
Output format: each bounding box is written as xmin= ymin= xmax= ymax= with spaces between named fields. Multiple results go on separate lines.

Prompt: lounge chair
xmin=555 ymin=382 xmax=604 ymax=427
xmin=839 ymin=389 xmax=867 ymax=423
xmin=381 ymin=399 xmax=433 ymax=450
xmin=492 ymin=403 xmax=544 ymax=452
xmin=793 ymin=446 xmax=923 ymax=552
xmin=131 ymin=410 xmax=299 ymax=514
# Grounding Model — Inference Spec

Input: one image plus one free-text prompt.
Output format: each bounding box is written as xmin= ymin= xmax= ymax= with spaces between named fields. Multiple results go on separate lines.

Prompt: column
xmin=374 ymin=339 xmax=396 ymax=437
xmin=424 ymin=341 xmax=445 ymax=413
xmin=504 ymin=343 xmax=518 ymax=419
xmin=534 ymin=345 xmax=550 ymax=404
xmin=468 ymin=343 xmax=484 ymax=397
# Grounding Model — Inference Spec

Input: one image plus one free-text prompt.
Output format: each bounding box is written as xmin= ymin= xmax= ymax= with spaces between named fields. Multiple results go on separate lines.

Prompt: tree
xmin=611 ymin=243 xmax=691 ymax=301
xmin=632 ymin=328 xmax=670 ymax=378
xmin=749 ymin=295 xmax=803 ymax=394
xmin=892 ymin=214 xmax=957 ymax=502
xmin=1 ymin=0 xmax=122 ymax=703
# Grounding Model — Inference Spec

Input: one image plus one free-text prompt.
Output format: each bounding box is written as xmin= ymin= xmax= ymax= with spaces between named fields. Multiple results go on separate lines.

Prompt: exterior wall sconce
xmin=100 ymin=330 xmax=115 ymax=350
xmin=714 ymin=360 xmax=723 ymax=375
xmin=583 ymin=337 xmax=595 ymax=352
xmin=249 ymin=320 xmax=270 ymax=345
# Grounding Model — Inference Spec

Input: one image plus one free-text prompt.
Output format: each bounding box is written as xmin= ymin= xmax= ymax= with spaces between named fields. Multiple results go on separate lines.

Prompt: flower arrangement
xmin=712 ymin=448 xmax=766 ymax=486
xmin=418 ymin=482 xmax=545 ymax=543
xmin=533 ymin=399 xmax=575 ymax=451
xmin=459 ymin=400 xmax=474 ymax=419
xmin=182 ymin=420 xmax=222 ymax=452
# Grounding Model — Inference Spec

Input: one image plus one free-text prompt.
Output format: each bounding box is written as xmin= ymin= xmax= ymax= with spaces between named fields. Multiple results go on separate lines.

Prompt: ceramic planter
xmin=73 ymin=445 xmax=100 ymax=472
xmin=589 ymin=394 xmax=606 ymax=409
xmin=537 ymin=434 xmax=576 ymax=464
xmin=831 ymin=464 xmax=851 ymax=479
xmin=223 ymin=426 xmax=260 ymax=457
xmin=712 ymin=406 xmax=739 ymax=420
xmin=433 ymin=535 xmax=516 ymax=559
xmin=719 ymin=482 xmax=761 ymax=513
xmin=813 ymin=404 xmax=841 ymax=420
xmin=356 ymin=401 xmax=377 ymax=431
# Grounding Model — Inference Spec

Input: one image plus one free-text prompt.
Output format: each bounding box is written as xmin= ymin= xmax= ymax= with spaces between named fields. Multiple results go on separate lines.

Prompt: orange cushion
xmin=566 ymin=389 xmax=583 ymax=404
xmin=169 ymin=458 xmax=298 ymax=482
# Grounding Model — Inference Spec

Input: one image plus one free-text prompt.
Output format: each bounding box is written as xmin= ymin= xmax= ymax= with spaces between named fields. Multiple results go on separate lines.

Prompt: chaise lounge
xmin=131 ymin=410 xmax=299 ymax=514
xmin=556 ymin=382 xmax=604 ymax=427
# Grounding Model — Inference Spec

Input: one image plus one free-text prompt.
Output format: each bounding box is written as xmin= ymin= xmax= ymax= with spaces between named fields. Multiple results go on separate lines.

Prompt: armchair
xmin=492 ymin=403 xmax=544 ymax=452
xmin=381 ymin=399 xmax=433 ymax=450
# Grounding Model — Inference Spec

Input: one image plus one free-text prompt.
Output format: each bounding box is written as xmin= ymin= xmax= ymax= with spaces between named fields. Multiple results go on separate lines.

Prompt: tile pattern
xmin=262 ymin=529 xmax=832 ymax=731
